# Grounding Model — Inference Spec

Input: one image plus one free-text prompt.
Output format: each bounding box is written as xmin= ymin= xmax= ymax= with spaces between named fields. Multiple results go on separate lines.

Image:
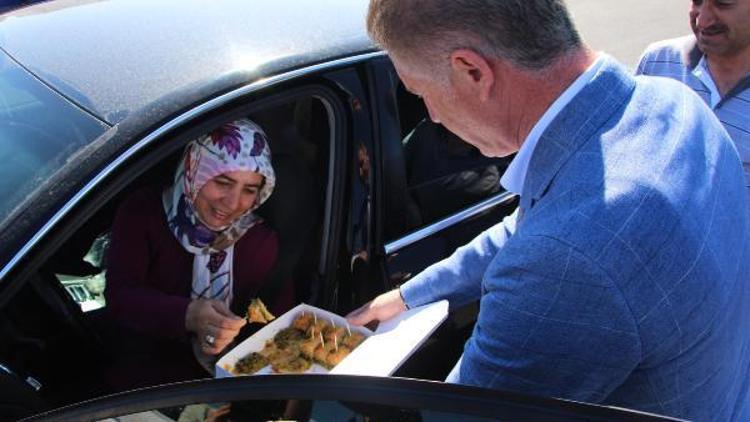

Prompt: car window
xmin=384 ymin=81 xmax=512 ymax=241
xmin=0 ymin=51 xmax=108 ymax=224
xmin=47 ymin=94 xmax=333 ymax=322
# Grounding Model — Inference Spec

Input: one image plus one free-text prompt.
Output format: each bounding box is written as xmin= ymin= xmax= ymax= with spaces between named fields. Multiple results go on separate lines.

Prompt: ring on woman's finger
xmin=204 ymin=334 xmax=216 ymax=346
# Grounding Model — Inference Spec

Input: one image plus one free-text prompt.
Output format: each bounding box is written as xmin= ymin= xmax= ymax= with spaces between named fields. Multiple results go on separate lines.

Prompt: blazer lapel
xmin=521 ymin=57 xmax=636 ymax=211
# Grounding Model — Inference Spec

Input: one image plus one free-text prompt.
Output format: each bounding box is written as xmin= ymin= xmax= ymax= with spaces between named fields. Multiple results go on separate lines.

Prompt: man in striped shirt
xmin=636 ymin=0 xmax=750 ymax=207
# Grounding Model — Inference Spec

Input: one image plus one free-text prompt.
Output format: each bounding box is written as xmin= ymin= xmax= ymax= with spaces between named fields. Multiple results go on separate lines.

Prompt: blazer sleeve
xmin=400 ymin=207 xmax=520 ymax=309
xmin=457 ymin=234 xmax=642 ymax=403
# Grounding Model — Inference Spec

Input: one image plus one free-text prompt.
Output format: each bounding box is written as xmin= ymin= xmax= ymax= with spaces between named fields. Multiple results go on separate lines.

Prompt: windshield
xmin=0 ymin=50 xmax=108 ymax=222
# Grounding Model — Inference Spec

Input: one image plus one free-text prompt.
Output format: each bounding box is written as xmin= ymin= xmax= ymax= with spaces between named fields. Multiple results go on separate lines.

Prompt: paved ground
xmin=565 ymin=0 xmax=690 ymax=69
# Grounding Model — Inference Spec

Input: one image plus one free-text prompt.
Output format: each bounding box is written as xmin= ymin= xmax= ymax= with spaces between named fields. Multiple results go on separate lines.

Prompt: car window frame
xmin=21 ymin=375 xmax=685 ymax=422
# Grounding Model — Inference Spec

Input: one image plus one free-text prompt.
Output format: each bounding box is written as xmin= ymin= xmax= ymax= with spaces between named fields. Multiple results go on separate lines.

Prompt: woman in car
xmin=103 ymin=118 xmax=293 ymax=390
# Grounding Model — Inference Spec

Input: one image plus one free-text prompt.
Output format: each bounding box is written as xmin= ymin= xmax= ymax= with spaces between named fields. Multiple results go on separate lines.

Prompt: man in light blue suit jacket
xmin=349 ymin=1 xmax=750 ymax=420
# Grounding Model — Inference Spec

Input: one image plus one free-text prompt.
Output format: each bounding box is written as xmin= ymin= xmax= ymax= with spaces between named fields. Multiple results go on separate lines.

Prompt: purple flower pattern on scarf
xmin=251 ymin=132 xmax=266 ymax=156
xmin=169 ymin=196 xmax=216 ymax=248
xmin=210 ymin=123 xmax=243 ymax=159
xmin=207 ymin=251 xmax=227 ymax=273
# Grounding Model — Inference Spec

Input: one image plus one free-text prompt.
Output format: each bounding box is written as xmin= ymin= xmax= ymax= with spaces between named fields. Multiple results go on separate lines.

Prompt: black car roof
xmin=0 ymin=0 xmax=376 ymax=125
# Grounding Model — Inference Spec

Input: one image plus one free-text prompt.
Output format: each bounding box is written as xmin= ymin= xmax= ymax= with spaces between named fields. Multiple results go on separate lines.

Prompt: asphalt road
xmin=565 ymin=0 xmax=691 ymax=69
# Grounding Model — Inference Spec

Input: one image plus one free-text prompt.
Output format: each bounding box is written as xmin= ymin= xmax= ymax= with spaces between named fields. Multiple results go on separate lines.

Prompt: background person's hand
xmin=206 ymin=403 xmax=231 ymax=422
xmin=185 ymin=299 xmax=247 ymax=355
xmin=346 ymin=288 xmax=407 ymax=326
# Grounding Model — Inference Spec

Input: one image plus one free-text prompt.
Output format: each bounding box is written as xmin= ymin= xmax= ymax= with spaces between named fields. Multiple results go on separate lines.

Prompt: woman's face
xmin=194 ymin=170 xmax=264 ymax=230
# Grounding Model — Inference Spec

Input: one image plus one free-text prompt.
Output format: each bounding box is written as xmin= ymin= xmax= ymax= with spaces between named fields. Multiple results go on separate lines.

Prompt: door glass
xmin=49 ymin=95 xmax=333 ymax=319
xmin=0 ymin=51 xmax=108 ymax=224
xmin=385 ymin=83 xmax=513 ymax=242
xmin=403 ymin=118 xmax=508 ymax=227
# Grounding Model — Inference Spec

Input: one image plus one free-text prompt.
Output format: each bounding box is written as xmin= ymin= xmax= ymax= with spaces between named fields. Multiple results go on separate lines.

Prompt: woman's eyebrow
xmin=217 ymin=174 xmax=262 ymax=187
xmin=216 ymin=175 xmax=235 ymax=183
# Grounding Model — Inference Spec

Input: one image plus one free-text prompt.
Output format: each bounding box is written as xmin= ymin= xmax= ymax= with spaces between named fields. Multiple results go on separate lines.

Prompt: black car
xmin=0 ymin=1 xmax=681 ymax=420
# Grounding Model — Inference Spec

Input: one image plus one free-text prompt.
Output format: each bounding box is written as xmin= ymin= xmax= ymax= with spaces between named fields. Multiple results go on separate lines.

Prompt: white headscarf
xmin=162 ymin=118 xmax=275 ymax=306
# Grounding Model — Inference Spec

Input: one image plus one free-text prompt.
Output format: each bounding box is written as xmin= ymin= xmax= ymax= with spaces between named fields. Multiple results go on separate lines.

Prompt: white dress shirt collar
xmin=500 ymin=55 xmax=605 ymax=196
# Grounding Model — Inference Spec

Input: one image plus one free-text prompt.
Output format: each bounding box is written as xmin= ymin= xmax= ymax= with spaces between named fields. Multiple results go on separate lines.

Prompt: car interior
xmin=392 ymin=81 xmax=514 ymax=240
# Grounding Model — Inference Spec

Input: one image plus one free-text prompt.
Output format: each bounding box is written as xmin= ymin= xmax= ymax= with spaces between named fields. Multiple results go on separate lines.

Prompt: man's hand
xmin=185 ymin=299 xmax=247 ymax=355
xmin=346 ymin=288 xmax=408 ymax=326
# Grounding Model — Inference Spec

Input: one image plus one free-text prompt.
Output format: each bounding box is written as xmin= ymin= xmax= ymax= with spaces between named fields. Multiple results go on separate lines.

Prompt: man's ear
xmin=449 ymin=49 xmax=495 ymax=102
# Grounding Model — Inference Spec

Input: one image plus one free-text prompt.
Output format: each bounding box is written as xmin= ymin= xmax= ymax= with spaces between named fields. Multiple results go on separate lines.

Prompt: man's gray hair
xmin=367 ymin=0 xmax=582 ymax=71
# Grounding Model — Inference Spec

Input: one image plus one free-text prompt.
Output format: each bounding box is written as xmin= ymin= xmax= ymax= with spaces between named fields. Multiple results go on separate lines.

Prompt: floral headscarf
xmin=162 ymin=118 xmax=275 ymax=305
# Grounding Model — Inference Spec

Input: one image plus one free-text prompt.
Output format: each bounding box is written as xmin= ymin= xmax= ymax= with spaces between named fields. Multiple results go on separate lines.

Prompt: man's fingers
xmin=346 ymin=302 xmax=374 ymax=326
xmin=347 ymin=289 xmax=407 ymax=326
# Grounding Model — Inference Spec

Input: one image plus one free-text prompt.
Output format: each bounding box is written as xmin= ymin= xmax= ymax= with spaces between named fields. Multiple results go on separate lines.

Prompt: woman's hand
xmin=185 ymin=299 xmax=247 ymax=355
xmin=346 ymin=288 xmax=408 ymax=326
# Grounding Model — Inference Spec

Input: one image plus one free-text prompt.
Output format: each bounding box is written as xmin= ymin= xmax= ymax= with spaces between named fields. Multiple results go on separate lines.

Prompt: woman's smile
xmin=210 ymin=207 xmax=231 ymax=222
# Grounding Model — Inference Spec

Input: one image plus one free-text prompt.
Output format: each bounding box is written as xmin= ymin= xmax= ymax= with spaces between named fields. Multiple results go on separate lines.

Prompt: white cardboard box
xmin=215 ymin=300 xmax=449 ymax=378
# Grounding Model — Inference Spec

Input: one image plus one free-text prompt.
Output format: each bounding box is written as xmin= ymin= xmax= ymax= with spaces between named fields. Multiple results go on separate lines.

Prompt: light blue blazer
xmin=401 ymin=56 xmax=750 ymax=421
